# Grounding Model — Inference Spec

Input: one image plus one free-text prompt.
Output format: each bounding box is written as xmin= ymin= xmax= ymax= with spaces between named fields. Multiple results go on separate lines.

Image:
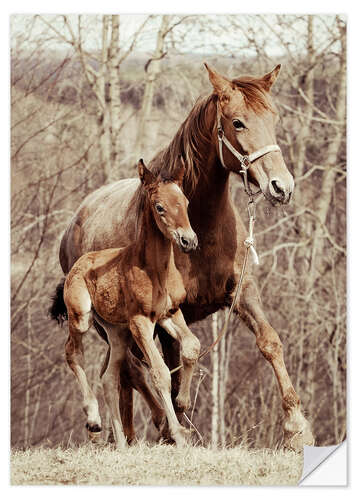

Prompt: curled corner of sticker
xmin=299 ymin=440 xmax=347 ymax=485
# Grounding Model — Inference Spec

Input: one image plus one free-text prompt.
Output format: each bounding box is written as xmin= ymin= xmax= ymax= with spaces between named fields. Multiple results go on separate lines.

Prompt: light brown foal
xmin=63 ymin=160 xmax=200 ymax=448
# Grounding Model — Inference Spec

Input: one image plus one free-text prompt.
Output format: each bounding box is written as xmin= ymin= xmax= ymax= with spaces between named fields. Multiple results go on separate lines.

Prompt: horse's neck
xmin=187 ymin=96 xmax=232 ymax=228
xmin=191 ymin=155 xmax=232 ymax=233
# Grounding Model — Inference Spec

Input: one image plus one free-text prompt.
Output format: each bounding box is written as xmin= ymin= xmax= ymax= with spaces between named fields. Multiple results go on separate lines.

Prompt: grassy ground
xmin=11 ymin=442 xmax=303 ymax=486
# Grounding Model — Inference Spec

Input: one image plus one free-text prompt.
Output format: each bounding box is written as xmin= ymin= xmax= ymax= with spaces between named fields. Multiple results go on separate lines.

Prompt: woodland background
xmin=11 ymin=14 xmax=346 ymax=450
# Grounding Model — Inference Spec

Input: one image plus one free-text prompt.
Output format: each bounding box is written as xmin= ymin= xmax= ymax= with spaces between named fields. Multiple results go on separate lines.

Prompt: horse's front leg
xmin=159 ymin=309 xmax=200 ymax=413
xmin=235 ymin=278 xmax=314 ymax=451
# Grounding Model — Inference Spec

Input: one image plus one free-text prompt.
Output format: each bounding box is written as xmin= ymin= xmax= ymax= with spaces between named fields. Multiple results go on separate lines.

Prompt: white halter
xmin=216 ymin=101 xmax=281 ymax=197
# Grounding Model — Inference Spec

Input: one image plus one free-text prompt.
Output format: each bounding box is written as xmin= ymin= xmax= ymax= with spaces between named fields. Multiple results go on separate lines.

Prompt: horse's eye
xmin=156 ymin=204 xmax=165 ymax=214
xmin=232 ymin=119 xmax=245 ymax=130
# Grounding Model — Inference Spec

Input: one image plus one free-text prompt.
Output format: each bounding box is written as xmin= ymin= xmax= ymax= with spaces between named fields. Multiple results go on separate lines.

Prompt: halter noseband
xmin=216 ymin=101 xmax=281 ymax=197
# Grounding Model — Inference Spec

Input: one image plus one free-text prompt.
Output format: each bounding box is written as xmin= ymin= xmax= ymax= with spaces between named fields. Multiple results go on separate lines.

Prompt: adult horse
xmin=58 ymin=63 xmax=314 ymax=450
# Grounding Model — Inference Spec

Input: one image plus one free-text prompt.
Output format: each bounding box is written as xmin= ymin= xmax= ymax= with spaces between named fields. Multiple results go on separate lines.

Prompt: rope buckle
xmin=244 ymin=236 xmax=254 ymax=248
xmin=241 ymin=155 xmax=250 ymax=169
xmin=247 ymin=199 xmax=256 ymax=220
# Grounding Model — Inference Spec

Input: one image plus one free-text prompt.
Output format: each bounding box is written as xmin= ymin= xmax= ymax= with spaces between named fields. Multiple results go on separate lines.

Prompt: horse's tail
xmin=49 ymin=278 xmax=68 ymax=325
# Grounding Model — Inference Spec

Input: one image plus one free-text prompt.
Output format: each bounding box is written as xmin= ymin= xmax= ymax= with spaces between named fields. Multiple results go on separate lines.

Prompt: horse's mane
xmin=151 ymin=93 xmax=216 ymax=197
xmin=232 ymin=76 xmax=274 ymax=113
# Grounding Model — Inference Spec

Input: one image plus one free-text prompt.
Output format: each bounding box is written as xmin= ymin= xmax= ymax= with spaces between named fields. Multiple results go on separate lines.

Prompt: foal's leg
xmin=235 ymin=278 xmax=314 ymax=450
xmin=159 ymin=309 xmax=200 ymax=413
xmin=65 ymin=312 xmax=102 ymax=441
xmin=130 ymin=315 xmax=189 ymax=447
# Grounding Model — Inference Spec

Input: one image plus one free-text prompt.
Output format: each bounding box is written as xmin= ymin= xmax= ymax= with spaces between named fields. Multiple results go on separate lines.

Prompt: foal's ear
xmin=138 ymin=159 xmax=156 ymax=187
xmin=204 ymin=62 xmax=233 ymax=102
xmin=172 ymin=155 xmax=186 ymax=187
xmin=260 ymin=64 xmax=281 ymax=91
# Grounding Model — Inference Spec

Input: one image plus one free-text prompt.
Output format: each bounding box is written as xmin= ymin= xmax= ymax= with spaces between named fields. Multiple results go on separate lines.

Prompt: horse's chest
xmin=184 ymin=256 xmax=235 ymax=306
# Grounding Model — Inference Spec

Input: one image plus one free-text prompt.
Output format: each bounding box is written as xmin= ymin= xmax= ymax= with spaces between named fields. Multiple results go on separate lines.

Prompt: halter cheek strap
xmin=216 ymin=101 xmax=281 ymax=197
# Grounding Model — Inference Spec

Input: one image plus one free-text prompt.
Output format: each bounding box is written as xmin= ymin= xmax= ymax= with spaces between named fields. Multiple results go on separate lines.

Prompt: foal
xmin=63 ymin=159 xmax=200 ymax=448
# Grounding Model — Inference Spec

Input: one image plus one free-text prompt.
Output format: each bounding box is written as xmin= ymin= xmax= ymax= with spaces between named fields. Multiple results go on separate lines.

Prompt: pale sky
xmin=10 ymin=13 xmax=342 ymax=59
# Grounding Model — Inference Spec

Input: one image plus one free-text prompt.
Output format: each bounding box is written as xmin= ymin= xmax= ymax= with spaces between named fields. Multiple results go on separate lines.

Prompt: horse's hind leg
xmin=99 ymin=323 xmax=128 ymax=449
xmin=125 ymin=348 xmax=166 ymax=433
xmin=130 ymin=315 xmax=189 ymax=448
xmin=119 ymin=362 xmax=135 ymax=445
xmin=235 ymin=279 xmax=314 ymax=450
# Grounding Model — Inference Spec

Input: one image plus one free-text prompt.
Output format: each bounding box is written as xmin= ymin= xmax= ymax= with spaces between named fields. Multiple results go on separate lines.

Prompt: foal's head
xmin=205 ymin=63 xmax=294 ymax=205
xmin=138 ymin=159 xmax=198 ymax=253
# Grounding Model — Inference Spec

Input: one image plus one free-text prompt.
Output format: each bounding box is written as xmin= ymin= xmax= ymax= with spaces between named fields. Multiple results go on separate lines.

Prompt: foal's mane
xmin=128 ymin=174 xmax=182 ymax=244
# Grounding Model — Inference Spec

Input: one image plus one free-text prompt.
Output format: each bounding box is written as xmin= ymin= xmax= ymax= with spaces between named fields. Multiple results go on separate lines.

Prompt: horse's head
xmin=138 ymin=158 xmax=198 ymax=253
xmin=205 ymin=63 xmax=294 ymax=205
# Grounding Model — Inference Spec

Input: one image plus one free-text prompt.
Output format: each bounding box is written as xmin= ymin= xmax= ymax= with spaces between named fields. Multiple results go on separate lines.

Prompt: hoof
xmin=173 ymin=426 xmax=192 ymax=448
xmin=153 ymin=412 xmax=166 ymax=432
xmin=86 ymin=423 xmax=102 ymax=443
xmin=175 ymin=396 xmax=190 ymax=415
xmin=107 ymin=428 xmax=115 ymax=444
xmin=283 ymin=409 xmax=315 ymax=451
xmin=157 ymin=417 xmax=175 ymax=444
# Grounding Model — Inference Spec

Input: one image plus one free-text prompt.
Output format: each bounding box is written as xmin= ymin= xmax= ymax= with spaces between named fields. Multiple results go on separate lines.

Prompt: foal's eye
xmin=155 ymin=204 xmax=165 ymax=214
xmin=232 ymin=119 xmax=245 ymax=130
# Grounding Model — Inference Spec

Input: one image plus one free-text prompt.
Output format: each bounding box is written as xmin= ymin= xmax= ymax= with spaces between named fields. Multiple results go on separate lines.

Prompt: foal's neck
xmin=138 ymin=203 xmax=173 ymax=280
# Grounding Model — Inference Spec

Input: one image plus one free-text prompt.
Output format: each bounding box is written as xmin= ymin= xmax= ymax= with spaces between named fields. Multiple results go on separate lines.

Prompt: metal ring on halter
xmin=241 ymin=156 xmax=251 ymax=169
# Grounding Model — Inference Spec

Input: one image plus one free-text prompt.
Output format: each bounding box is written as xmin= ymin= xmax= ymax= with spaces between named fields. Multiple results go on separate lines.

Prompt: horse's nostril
xmin=271 ymin=180 xmax=285 ymax=197
xmin=180 ymin=236 xmax=189 ymax=247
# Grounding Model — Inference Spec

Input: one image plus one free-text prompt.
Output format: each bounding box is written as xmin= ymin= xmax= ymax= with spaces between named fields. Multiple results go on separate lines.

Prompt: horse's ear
xmin=172 ymin=155 xmax=185 ymax=187
xmin=260 ymin=64 xmax=281 ymax=91
xmin=138 ymin=159 xmax=156 ymax=187
xmin=204 ymin=62 xmax=233 ymax=102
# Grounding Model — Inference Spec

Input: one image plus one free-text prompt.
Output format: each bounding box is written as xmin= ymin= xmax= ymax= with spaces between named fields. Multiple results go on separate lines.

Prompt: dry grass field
xmin=11 ymin=443 xmax=303 ymax=486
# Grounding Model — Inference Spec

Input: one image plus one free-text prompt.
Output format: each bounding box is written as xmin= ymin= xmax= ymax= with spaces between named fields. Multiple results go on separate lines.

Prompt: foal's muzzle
xmin=177 ymin=230 xmax=198 ymax=253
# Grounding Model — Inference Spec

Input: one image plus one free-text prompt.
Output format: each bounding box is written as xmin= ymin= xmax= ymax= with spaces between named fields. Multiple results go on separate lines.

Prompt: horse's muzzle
xmin=266 ymin=177 xmax=294 ymax=205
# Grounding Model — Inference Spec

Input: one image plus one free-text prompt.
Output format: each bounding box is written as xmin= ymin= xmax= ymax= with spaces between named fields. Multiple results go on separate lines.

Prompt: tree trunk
xmin=107 ymin=15 xmax=121 ymax=176
xmin=306 ymin=20 xmax=346 ymax=292
xmin=211 ymin=312 xmax=219 ymax=448
xmin=134 ymin=15 xmax=170 ymax=158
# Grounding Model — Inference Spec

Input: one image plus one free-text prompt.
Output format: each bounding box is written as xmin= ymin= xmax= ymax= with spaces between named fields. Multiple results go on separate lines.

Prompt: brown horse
xmin=59 ymin=160 xmax=200 ymax=448
xmin=57 ymin=63 xmax=314 ymax=450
